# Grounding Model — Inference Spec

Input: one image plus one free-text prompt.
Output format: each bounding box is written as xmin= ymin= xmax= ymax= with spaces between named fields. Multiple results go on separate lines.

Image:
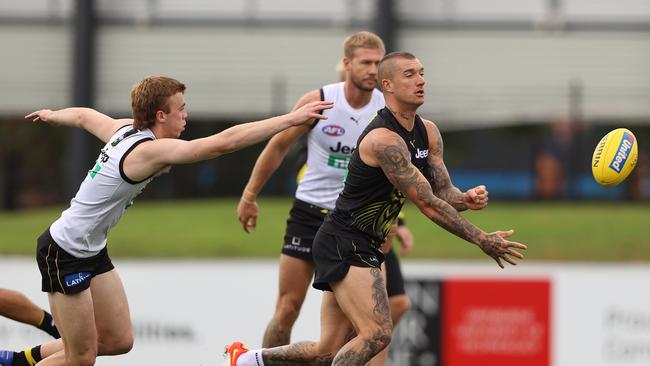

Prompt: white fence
xmin=1 ymin=258 xmax=650 ymax=365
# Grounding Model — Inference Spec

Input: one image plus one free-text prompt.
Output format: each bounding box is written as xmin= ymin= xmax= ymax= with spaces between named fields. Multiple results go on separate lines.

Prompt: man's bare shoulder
xmin=420 ymin=118 xmax=444 ymax=154
xmin=129 ymin=138 xmax=179 ymax=160
xmin=116 ymin=118 xmax=135 ymax=125
xmin=293 ymin=89 xmax=323 ymax=109
xmin=364 ymin=127 xmax=403 ymax=145
xmin=421 ymin=118 xmax=440 ymax=133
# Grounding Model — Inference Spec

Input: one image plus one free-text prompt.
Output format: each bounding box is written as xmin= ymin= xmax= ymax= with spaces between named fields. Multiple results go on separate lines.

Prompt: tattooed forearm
xmin=425 ymin=189 xmax=483 ymax=244
xmin=376 ymin=137 xmax=483 ymax=244
xmin=426 ymin=156 xmax=466 ymax=211
xmin=424 ymin=123 xmax=467 ymax=211
xmin=437 ymin=187 xmax=466 ymax=211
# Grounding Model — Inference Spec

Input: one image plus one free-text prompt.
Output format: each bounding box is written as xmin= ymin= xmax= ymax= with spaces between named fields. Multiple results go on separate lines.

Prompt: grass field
xmin=0 ymin=198 xmax=648 ymax=262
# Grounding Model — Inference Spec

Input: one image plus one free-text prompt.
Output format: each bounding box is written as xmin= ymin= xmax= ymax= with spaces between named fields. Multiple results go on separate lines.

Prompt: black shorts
xmin=282 ymin=199 xmax=329 ymax=261
xmin=384 ymin=248 xmax=405 ymax=297
xmin=312 ymin=229 xmax=385 ymax=292
xmin=36 ymin=228 xmax=114 ymax=294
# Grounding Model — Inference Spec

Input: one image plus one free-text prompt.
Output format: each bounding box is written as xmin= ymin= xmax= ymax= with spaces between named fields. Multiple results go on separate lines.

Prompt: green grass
xmin=0 ymin=198 xmax=648 ymax=262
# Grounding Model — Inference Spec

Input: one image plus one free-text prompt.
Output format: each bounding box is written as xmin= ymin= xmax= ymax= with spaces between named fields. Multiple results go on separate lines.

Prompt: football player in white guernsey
xmin=2 ymin=76 xmax=332 ymax=366
xmin=236 ymin=31 xmax=408 ymax=366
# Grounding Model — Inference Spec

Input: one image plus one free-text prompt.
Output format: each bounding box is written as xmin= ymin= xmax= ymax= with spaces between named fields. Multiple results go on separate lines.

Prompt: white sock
xmin=237 ymin=349 xmax=265 ymax=366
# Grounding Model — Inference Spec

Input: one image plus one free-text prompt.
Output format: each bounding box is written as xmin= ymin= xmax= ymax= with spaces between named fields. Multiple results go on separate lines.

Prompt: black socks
xmin=37 ymin=311 xmax=60 ymax=338
xmin=11 ymin=346 xmax=42 ymax=366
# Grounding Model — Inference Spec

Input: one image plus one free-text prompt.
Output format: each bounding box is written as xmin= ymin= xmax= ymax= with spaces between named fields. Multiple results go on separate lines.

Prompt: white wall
xmin=94 ymin=26 xmax=346 ymax=119
xmin=402 ymin=30 xmax=650 ymax=128
xmin=2 ymin=23 xmax=649 ymax=126
xmin=0 ymin=25 xmax=71 ymax=115
xmin=4 ymin=0 xmax=650 ymax=22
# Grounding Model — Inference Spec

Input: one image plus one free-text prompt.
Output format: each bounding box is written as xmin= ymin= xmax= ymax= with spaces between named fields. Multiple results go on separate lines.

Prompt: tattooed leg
xmin=262 ymin=318 xmax=292 ymax=348
xmin=262 ymin=341 xmax=334 ymax=366
xmin=331 ymin=267 xmax=393 ymax=366
xmin=262 ymin=290 xmax=354 ymax=365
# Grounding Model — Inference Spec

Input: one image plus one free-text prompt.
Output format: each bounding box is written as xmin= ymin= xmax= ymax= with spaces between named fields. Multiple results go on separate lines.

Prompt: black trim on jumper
xmin=119 ymin=138 xmax=154 ymax=184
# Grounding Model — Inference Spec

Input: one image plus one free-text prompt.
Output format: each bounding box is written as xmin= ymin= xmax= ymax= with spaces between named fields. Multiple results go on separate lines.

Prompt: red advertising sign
xmin=441 ymin=279 xmax=550 ymax=366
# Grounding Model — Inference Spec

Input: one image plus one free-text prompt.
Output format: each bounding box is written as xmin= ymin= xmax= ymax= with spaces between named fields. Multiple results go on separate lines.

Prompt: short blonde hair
xmin=343 ymin=31 xmax=385 ymax=59
xmin=130 ymin=76 xmax=186 ymax=130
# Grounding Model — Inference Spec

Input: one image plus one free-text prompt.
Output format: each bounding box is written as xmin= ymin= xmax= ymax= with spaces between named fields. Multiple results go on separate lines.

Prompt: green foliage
xmin=0 ymin=198 xmax=648 ymax=261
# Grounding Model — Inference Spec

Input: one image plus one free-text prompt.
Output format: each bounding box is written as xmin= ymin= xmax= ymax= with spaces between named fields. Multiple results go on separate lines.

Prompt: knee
xmin=113 ymin=335 xmax=134 ymax=355
xmin=67 ymin=351 xmax=97 ymax=366
xmin=361 ymin=325 xmax=392 ymax=354
xmin=375 ymin=326 xmax=392 ymax=351
xmin=98 ymin=332 xmax=133 ymax=355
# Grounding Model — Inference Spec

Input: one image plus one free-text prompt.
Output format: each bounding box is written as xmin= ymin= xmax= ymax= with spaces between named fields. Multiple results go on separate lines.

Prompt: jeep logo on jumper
xmin=329 ymin=142 xmax=355 ymax=154
xmin=64 ymin=271 xmax=91 ymax=288
xmin=322 ymin=125 xmax=345 ymax=136
xmin=414 ymin=148 xmax=429 ymax=159
xmin=609 ymin=132 xmax=635 ymax=173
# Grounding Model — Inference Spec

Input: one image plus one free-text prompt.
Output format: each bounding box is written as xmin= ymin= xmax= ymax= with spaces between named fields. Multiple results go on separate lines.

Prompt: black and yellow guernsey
xmin=320 ymin=106 xmax=429 ymax=248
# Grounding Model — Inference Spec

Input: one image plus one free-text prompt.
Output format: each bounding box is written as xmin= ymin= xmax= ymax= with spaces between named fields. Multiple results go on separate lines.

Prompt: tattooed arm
xmin=424 ymin=120 xmax=488 ymax=211
xmin=358 ymin=128 xmax=526 ymax=268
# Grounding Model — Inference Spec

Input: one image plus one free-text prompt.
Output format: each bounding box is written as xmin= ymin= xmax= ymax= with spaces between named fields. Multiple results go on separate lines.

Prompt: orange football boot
xmin=223 ymin=342 xmax=250 ymax=366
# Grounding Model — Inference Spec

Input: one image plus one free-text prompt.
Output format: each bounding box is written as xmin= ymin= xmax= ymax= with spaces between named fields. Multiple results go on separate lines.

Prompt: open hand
xmin=290 ymin=100 xmax=334 ymax=126
xmin=478 ymin=229 xmax=527 ymax=268
xmin=25 ymin=109 xmax=60 ymax=126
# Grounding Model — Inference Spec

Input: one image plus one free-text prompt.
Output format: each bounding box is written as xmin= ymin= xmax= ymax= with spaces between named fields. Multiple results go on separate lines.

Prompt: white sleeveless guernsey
xmin=295 ymin=82 xmax=385 ymax=210
xmin=50 ymin=126 xmax=155 ymax=258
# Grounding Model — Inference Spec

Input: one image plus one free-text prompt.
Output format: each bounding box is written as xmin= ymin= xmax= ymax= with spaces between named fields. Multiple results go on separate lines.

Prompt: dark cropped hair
xmin=377 ymin=52 xmax=417 ymax=89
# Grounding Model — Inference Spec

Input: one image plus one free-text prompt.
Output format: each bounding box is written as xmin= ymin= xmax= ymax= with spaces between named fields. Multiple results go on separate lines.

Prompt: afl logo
xmin=322 ymin=125 xmax=345 ymax=136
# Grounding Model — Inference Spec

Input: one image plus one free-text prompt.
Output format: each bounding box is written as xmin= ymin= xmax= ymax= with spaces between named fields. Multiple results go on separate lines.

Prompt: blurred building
xmin=0 ymin=0 xmax=649 ymax=206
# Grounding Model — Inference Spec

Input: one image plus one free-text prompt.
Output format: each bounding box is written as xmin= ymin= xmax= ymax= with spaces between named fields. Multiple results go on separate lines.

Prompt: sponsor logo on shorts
xmin=64 ymin=271 xmax=91 ymax=288
xmin=322 ymin=125 xmax=345 ymax=136
xmin=283 ymin=244 xmax=311 ymax=253
xmin=291 ymin=236 xmax=301 ymax=245
xmin=609 ymin=132 xmax=635 ymax=173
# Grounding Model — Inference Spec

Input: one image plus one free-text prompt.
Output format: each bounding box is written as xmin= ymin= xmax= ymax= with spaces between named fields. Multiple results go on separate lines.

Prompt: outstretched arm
xmin=360 ymin=129 xmax=525 ymax=268
xmin=237 ymin=90 xmax=321 ymax=232
xmin=423 ymin=120 xmax=488 ymax=211
xmin=25 ymin=108 xmax=132 ymax=143
xmin=121 ymin=100 xmax=333 ymax=183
